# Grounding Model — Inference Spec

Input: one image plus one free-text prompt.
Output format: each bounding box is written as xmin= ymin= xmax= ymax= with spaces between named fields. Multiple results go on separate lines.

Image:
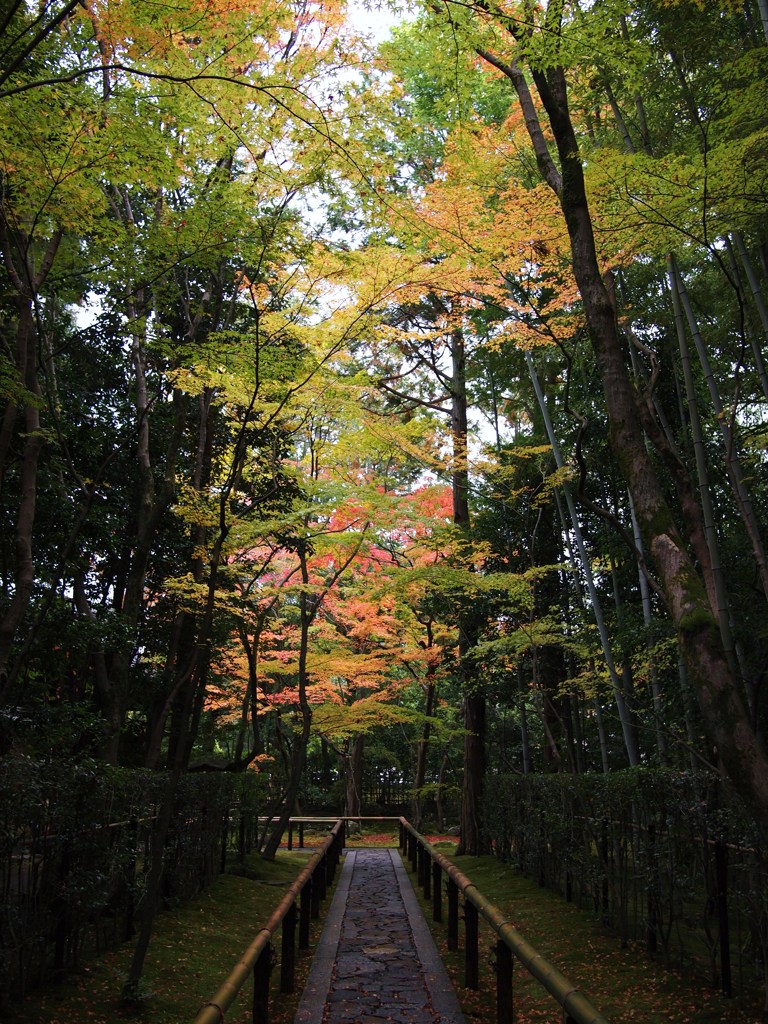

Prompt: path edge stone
xmin=388 ymin=849 xmax=466 ymax=1024
xmin=293 ymin=850 xmax=358 ymax=1024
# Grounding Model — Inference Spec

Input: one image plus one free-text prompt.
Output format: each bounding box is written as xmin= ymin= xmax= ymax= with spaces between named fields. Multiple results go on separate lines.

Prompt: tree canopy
xmin=2 ymin=0 xmax=768 ymax=884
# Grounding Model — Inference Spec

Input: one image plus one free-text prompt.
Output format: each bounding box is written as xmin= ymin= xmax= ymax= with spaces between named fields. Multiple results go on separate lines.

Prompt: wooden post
xmin=465 ymin=900 xmax=479 ymax=989
xmin=423 ymin=849 xmax=431 ymax=900
xmin=715 ymin=840 xmax=732 ymax=998
xmin=317 ymin=854 xmax=327 ymax=901
xmin=326 ymin=845 xmax=335 ymax=885
xmin=299 ymin=878 xmax=311 ymax=949
xmin=281 ymin=903 xmax=297 ymax=993
xmin=432 ymin=862 xmax=442 ymax=922
xmin=496 ymin=941 xmax=513 ymax=1024
xmin=447 ymin=877 xmax=459 ymax=951
xmin=252 ymin=942 xmax=272 ymax=1024
xmin=311 ymin=869 xmax=321 ymax=919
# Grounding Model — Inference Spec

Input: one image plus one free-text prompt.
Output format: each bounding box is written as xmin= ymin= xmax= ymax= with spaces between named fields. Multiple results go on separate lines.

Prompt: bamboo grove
xmin=2 ymin=0 xmax=768 ymax=978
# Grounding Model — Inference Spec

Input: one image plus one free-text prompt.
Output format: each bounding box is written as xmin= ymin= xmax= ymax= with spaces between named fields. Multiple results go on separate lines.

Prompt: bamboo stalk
xmin=669 ymin=256 xmax=768 ymax=607
xmin=666 ymin=257 xmax=737 ymax=669
xmin=731 ymin=230 xmax=768 ymax=400
xmin=525 ymin=351 xmax=639 ymax=768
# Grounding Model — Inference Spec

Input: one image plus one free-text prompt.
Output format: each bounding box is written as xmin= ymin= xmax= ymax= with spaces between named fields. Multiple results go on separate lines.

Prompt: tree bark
xmin=262 ymin=543 xmax=314 ymax=861
xmin=627 ymin=492 xmax=668 ymax=765
xmin=345 ymin=733 xmax=364 ymax=817
xmin=412 ymin=635 xmax=436 ymax=830
xmin=525 ymin=60 xmax=768 ymax=817
xmin=0 ymin=227 xmax=61 ymax=699
xmin=450 ymin=328 xmax=489 ymax=855
xmin=458 ymin=681 xmax=486 ymax=855
xmin=526 ymin=352 xmax=639 ymax=766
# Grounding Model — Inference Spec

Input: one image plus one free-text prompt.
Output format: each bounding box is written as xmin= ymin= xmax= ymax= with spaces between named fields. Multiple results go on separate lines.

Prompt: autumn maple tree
xmin=356 ymin=0 xmax=768 ymax=837
xmin=4 ymin=0 xmax=768 ymax=998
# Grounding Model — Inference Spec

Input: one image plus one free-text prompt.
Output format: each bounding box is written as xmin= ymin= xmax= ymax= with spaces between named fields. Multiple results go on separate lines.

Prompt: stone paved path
xmin=293 ymin=849 xmax=465 ymax=1024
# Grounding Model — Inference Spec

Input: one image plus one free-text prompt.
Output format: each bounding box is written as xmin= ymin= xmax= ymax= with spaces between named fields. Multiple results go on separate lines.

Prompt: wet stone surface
xmin=323 ymin=850 xmax=440 ymax=1024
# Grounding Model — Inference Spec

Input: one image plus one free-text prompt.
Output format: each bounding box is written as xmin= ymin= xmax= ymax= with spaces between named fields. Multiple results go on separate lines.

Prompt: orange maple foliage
xmin=205 ymin=483 xmax=457 ymax=743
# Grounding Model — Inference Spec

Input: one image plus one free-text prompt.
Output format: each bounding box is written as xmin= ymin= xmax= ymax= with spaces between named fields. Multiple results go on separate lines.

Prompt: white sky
xmin=345 ymin=0 xmax=409 ymax=42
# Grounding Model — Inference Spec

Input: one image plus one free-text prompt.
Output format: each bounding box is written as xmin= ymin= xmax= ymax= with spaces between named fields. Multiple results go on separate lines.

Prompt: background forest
xmin=2 ymin=0 xmax=768 ymax=1009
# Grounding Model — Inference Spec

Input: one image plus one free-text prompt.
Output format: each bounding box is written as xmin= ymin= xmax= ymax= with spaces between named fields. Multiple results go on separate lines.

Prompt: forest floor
xmin=4 ymin=848 xmax=322 ymax=1024
xmin=408 ymin=846 xmax=764 ymax=1024
xmin=4 ymin=831 xmax=764 ymax=1024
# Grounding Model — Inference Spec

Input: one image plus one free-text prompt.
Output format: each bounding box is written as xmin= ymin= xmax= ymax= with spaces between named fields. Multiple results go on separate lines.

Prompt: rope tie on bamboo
xmin=199 ymin=1001 xmax=225 ymax=1022
xmin=561 ymin=986 xmax=579 ymax=1006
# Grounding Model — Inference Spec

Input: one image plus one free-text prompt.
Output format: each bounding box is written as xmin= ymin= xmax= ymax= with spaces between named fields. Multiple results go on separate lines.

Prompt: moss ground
xmin=405 ymin=846 xmax=764 ymax=1024
xmin=5 ymin=850 xmax=324 ymax=1024
xmin=5 ymin=831 xmax=765 ymax=1024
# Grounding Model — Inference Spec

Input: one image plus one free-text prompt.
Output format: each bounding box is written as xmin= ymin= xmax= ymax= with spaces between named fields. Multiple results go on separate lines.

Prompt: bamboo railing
xmin=194 ymin=817 xmax=609 ymax=1024
xmin=399 ymin=819 xmax=610 ymax=1024
xmin=193 ymin=820 xmax=344 ymax=1024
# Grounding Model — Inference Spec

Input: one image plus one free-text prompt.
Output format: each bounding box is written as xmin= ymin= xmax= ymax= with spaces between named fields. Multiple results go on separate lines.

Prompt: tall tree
xmin=401 ymin=0 xmax=768 ymax=816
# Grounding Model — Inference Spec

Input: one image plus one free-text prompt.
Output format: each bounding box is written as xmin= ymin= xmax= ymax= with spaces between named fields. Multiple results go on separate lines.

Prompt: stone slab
xmin=293 ymin=847 xmax=465 ymax=1024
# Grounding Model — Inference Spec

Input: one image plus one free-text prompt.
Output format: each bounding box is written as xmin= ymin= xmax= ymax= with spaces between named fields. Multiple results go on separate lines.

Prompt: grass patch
xmin=6 ymin=850 xmax=331 ymax=1024
xmin=345 ymin=828 xmax=400 ymax=847
xmin=343 ymin=825 xmax=458 ymax=850
xmin=14 ymin=840 xmax=755 ymax=1024
xmin=403 ymin=852 xmax=763 ymax=1024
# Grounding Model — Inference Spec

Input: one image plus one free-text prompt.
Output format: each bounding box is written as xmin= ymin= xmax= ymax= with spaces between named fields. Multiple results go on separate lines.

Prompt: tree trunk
xmin=262 ymin=544 xmax=314 ymax=861
xmin=670 ymin=255 xmax=768 ymax=607
xmin=457 ymin=684 xmax=486 ymax=855
xmin=121 ymin=766 xmax=182 ymax=1004
xmin=450 ymin=328 xmax=489 ymax=855
xmin=412 ymin=620 xmax=436 ymax=829
xmin=731 ymin=231 xmax=768 ymax=396
xmin=413 ymin=684 xmax=435 ymax=828
xmin=0 ymin=228 xmax=61 ymax=701
xmin=101 ymin=313 xmax=186 ymax=764
xmin=0 ymin=299 xmax=42 ymax=693
xmin=628 ymin=492 xmax=668 ymax=765
xmin=526 ymin=352 xmax=639 ymax=766
xmin=518 ymin=690 xmax=531 ymax=776
xmin=527 ymin=61 xmax=768 ymax=817
xmin=459 ymin=22 xmax=733 ymax=771
xmin=345 ymin=733 xmax=364 ymax=817
xmin=435 ymin=752 xmax=448 ymax=832
xmin=667 ymin=259 xmax=738 ymax=663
